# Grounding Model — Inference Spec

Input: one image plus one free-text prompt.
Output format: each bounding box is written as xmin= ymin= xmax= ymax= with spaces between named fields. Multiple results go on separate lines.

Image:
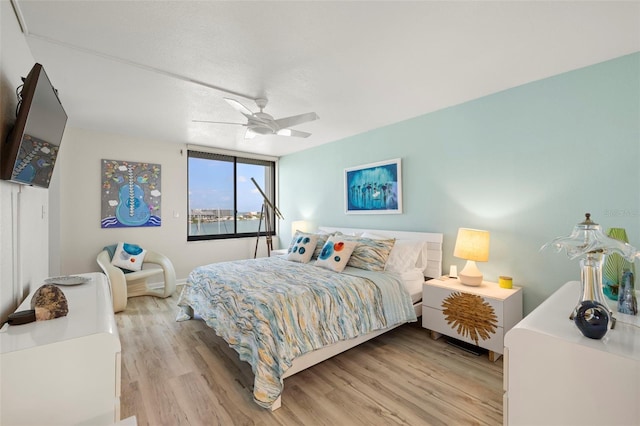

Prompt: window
xmin=187 ymin=150 xmax=276 ymax=241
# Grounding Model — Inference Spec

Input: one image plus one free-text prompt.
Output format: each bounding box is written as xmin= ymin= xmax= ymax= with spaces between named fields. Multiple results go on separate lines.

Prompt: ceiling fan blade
xmin=274 ymin=112 xmax=319 ymax=130
xmin=224 ymin=98 xmax=254 ymax=117
xmin=192 ymin=120 xmax=246 ymax=125
xmin=277 ymin=128 xmax=312 ymax=138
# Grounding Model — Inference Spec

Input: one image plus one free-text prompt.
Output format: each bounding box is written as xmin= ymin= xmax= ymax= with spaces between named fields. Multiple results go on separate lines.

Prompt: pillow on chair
xmin=111 ymin=242 xmax=147 ymax=272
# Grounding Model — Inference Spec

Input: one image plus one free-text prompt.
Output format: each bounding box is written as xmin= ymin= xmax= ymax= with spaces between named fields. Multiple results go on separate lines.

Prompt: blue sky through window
xmin=188 ymin=157 xmax=266 ymax=213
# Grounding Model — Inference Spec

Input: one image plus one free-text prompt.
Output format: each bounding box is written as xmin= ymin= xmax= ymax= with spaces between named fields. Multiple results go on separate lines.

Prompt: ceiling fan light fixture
xmin=198 ymin=97 xmax=319 ymax=139
xmin=248 ymin=124 xmax=274 ymax=135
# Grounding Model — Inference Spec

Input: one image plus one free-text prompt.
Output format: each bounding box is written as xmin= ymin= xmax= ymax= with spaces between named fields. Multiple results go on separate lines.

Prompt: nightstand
xmin=422 ymin=277 xmax=523 ymax=362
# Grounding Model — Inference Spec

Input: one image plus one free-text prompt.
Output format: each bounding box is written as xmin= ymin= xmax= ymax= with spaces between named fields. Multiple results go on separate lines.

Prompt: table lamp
xmin=291 ymin=220 xmax=311 ymax=235
xmin=453 ymin=228 xmax=490 ymax=286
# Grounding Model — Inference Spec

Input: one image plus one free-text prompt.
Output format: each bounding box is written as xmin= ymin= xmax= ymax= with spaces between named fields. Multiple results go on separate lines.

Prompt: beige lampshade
xmin=453 ymin=228 xmax=490 ymax=262
xmin=291 ymin=220 xmax=311 ymax=235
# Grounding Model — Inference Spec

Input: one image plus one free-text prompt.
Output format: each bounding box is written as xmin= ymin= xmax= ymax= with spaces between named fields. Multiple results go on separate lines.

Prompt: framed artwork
xmin=101 ymin=159 xmax=161 ymax=228
xmin=345 ymin=158 xmax=402 ymax=214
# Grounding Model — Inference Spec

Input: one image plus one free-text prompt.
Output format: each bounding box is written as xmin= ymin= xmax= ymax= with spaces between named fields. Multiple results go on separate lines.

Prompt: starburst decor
xmin=442 ymin=292 xmax=498 ymax=345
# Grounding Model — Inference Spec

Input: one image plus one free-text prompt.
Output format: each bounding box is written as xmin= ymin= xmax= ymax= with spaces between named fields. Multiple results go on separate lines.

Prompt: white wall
xmin=56 ymin=127 xmax=274 ymax=280
xmin=0 ymin=1 xmax=52 ymax=322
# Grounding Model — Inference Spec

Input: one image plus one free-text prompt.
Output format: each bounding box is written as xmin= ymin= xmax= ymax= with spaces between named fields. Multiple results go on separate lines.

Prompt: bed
xmin=176 ymin=226 xmax=443 ymax=410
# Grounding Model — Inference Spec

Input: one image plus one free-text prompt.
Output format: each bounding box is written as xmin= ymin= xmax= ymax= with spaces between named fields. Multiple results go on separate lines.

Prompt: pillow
xmin=288 ymin=230 xmax=331 ymax=259
xmin=111 ymin=242 xmax=146 ymax=271
xmin=360 ymin=232 xmax=386 ymax=239
xmin=416 ymin=243 xmax=429 ymax=270
xmin=314 ymin=236 xmax=358 ymax=272
xmin=333 ymin=230 xmax=362 ymax=237
xmin=385 ymin=239 xmax=426 ymax=273
xmin=334 ymin=235 xmax=395 ymax=272
xmin=286 ymin=234 xmax=318 ymax=263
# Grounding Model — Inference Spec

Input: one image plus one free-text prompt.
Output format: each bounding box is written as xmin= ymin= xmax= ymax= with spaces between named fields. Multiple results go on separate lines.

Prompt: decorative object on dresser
xmin=504 ymin=280 xmax=640 ymax=426
xmin=603 ymin=227 xmax=635 ymax=300
xmin=617 ymin=269 xmax=638 ymax=315
xmin=422 ymin=277 xmax=523 ymax=362
xmin=97 ymin=244 xmax=176 ymax=313
xmin=0 ymin=273 xmax=121 ymax=426
xmin=30 ymin=284 xmax=69 ymax=320
xmin=541 ymin=213 xmax=639 ymax=339
xmin=453 ymin=228 xmax=490 ymax=286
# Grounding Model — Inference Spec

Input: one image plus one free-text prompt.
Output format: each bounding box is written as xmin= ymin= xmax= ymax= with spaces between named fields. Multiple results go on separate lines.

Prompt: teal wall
xmin=278 ymin=52 xmax=640 ymax=314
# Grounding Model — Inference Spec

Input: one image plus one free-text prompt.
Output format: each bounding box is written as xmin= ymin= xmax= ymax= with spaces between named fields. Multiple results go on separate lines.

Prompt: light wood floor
xmin=116 ymin=290 xmax=504 ymax=426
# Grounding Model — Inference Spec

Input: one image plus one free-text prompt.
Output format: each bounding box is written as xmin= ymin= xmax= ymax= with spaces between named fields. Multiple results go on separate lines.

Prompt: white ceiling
xmin=11 ymin=1 xmax=640 ymax=157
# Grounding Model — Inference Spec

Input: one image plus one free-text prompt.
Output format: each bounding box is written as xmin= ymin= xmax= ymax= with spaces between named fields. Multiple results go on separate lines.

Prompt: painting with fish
xmin=101 ymin=159 xmax=162 ymax=228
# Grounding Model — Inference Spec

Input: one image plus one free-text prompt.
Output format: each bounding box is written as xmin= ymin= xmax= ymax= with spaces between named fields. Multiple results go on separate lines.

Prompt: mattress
xmin=400 ymin=268 xmax=426 ymax=303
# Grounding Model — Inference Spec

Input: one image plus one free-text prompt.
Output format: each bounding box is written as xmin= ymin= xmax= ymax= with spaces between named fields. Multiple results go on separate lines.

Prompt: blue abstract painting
xmin=345 ymin=158 xmax=402 ymax=214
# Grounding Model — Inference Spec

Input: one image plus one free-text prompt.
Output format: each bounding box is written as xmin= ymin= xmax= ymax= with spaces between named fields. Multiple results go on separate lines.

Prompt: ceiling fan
xmin=194 ymin=97 xmax=319 ymax=139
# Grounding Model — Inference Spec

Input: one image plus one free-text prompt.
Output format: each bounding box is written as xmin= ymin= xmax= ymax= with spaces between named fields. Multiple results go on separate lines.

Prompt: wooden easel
xmin=252 ymin=177 xmax=283 ymax=258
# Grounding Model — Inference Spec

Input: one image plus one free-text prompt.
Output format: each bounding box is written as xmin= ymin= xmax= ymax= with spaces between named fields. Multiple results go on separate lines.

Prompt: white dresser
xmin=504 ymin=280 xmax=640 ymax=426
xmin=0 ymin=272 xmax=121 ymax=426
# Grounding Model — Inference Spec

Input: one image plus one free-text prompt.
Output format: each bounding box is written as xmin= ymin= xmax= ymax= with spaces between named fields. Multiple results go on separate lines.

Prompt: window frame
xmin=187 ymin=149 xmax=277 ymax=241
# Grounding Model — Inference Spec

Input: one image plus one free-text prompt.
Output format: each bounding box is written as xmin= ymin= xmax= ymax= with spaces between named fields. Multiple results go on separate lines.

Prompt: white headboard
xmin=317 ymin=226 xmax=443 ymax=279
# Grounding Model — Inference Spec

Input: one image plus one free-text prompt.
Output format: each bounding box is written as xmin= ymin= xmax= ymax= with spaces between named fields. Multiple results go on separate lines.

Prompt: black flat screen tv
xmin=1 ymin=63 xmax=67 ymax=188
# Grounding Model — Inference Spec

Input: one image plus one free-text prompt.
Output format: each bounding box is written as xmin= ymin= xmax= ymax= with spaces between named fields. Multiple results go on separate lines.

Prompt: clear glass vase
xmin=578 ymin=253 xmax=610 ymax=311
xmin=571 ymin=252 xmax=613 ymax=339
xmin=542 ymin=213 xmax=638 ymax=339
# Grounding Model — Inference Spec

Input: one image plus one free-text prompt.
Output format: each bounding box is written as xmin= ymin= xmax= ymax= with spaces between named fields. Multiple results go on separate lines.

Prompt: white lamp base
xmin=458 ymin=260 xmax=483 ymax=286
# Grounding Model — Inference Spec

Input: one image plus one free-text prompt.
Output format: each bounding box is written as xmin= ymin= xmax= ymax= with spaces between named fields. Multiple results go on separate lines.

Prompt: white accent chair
xmin=97 ymin=248 xmax=176 ymax=313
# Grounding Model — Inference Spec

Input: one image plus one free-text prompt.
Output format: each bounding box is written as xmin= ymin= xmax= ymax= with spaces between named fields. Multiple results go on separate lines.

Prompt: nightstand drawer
xmin=423 ymin=284 xmax=506 ymax=328
xmin=422 ymin=306 xmax=505 ymax=353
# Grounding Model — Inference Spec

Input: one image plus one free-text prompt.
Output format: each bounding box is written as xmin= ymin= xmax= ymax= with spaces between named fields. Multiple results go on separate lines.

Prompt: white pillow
xmin=288 ymin=231 xmax=331 ymax=260
xmin=111 ymin=242 xmax=146 ymax=271
xmin=287 ymin=234 xmax=318 ymax=263
xmin=385 ymin=239 xmax=426 ymax=273
xmin=315 ymin=236 xmax=358 ymax=272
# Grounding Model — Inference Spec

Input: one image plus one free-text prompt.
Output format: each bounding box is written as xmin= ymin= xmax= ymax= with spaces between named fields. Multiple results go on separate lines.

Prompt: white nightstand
xmin=422 ymin=276 xmax=523 ymax=362
xmin=270 ymin=248 xmax=288 ymax=257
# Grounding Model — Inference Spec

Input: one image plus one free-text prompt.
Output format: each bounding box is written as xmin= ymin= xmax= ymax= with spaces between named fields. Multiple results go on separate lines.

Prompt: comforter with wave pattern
xmin=176 ymin=256 xmax=416 ymax=408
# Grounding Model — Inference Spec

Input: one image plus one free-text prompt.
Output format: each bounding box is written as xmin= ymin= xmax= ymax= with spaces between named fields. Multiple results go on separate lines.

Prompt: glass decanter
xmin=542 ymin=213 xmax=639 ymax=338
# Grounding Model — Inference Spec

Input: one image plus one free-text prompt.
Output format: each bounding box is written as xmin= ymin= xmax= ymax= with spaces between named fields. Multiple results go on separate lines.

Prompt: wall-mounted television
xmin=1 ymin=63 xmax=67 ymax=188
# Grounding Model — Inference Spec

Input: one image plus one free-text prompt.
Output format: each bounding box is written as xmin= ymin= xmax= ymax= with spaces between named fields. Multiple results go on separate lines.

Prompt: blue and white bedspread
xmin=176 ymin=256 xmax=416 ymax=409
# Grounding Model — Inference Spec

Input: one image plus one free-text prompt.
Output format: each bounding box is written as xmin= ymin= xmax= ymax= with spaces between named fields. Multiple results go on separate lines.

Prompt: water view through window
xmin=187 ymin=151 xmax=275 ymax=240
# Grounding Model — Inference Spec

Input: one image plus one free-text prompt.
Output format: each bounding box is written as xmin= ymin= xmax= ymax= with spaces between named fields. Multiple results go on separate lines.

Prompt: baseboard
xmin=147 ymin=278 xmax=188 ymax=290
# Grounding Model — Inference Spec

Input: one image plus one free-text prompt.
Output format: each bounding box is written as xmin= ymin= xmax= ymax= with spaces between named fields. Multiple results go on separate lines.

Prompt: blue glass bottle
xmin=618 ymin=269 xmax=638 ymax=316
